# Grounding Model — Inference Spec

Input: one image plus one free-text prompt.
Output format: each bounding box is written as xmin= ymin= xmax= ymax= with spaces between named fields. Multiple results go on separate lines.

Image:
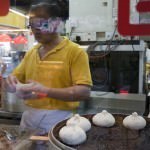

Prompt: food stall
xmin=0 ymin=0 xmax=149 ymax=150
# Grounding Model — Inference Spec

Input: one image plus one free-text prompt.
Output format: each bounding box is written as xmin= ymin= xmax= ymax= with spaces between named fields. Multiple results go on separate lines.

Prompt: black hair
xmin=30 ymin=0 xmax=69 ymax=20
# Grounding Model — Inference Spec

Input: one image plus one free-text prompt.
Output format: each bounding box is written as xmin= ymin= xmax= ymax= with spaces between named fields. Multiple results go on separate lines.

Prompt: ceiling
xmin=10 ymin=0 xmax=43 ymax=14
xmin=10 ymin=0 xmax=69 ymax=14
xmin=10 ymin=0 xmax=36 ymax=6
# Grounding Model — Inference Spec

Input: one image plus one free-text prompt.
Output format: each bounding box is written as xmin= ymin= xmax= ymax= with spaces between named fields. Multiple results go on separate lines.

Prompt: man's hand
xmin=26 ymin=80 xmax=48 ymax=94
xmin=5 ymin=75 xmax=18 ymax=92
xmin=15 ymin=81 xmax=48 ymax=99
xmin=15 ymin=90 xmax=38 ymax=99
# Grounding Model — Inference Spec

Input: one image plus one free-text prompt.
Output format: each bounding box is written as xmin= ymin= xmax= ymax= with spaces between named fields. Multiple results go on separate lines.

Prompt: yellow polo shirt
xmin=12 ymin=37 xmax=92 ymax=110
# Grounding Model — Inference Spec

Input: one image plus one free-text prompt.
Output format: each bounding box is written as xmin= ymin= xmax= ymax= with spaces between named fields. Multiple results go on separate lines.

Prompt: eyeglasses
xmin=26 ymin=17 xmax=64 ymax=33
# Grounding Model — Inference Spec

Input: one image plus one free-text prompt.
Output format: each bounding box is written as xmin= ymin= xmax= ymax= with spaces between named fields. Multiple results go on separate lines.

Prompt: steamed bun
xmin=92 ymin=110 xmax=115 ymax=127
xmin=123 ymin=112 xmax=146 ymax=130
xmin=66 ymin=114 xmax=91 ymax=132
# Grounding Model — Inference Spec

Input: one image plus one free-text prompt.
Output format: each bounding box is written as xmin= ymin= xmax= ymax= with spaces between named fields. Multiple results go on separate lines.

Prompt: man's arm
xmin=44 ymin=84 xmax=91 ymax=101
xmin=16 ymin=81 xmax=91 ymax=101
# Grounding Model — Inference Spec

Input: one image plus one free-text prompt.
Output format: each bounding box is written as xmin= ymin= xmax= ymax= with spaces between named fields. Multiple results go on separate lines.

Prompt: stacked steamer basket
xmin=49 ymin=113 xmax=150 ymax=150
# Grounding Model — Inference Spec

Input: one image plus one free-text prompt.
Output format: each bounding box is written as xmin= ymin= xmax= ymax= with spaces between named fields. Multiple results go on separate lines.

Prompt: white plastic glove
xmin=16 ymin=81 xmax=48 ymax=99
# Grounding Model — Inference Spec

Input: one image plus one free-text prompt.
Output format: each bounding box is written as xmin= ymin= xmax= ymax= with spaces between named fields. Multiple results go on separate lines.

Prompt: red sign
xmin=118 ymin=0 xmax=150 ymax=36
xmin=0 ymin=0 xmax=10 ymax=16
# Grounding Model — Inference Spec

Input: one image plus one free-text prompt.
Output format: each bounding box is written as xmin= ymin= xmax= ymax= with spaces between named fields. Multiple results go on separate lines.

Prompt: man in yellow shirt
xmin=6 ymin=1 xmax=92 ymax=133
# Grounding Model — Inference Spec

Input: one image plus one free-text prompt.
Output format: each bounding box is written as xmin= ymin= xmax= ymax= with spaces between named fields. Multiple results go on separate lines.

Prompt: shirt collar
xmin=35 ymin=36 xmax=68 ymax=59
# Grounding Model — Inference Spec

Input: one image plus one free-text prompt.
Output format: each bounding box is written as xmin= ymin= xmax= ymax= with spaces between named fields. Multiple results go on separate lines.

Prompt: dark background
xmin=10 ymin=0 xmax=34 ymax=13
xmin=10 ymin=0 xmax=69 ymax=15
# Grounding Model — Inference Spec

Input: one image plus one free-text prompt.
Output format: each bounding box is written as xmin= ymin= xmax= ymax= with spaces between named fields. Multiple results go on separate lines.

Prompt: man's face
xmin=29 ymin=17 xmax=63 ymax=33
xmin=29 ymin=9 xmax=64 ymax=43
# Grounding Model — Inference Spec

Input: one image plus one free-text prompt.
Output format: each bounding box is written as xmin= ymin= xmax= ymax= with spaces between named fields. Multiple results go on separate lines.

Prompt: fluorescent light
xmin=0 ymin=29 xmax=29 ymax=32
xmin=79 ymin=45 xmax=89 ymax=49
xmin=9 ymin=9 xmax=29 ymax=19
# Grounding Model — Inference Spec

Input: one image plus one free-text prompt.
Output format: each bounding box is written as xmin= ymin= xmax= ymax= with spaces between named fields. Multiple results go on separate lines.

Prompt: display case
xmin=0 ymin=29 xmax=35 ymax=112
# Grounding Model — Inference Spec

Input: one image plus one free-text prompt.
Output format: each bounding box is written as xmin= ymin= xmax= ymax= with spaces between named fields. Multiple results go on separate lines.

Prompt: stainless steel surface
xmin=1 ymin=78 xmax=26 ymax=113
xmin=78 ymin=92 xmax=146 ymax=115
xmin=0 ymin=109 xmax=21 ymax=125
xmin=1 ymin=92 xmax=26 ymax=112
xmin=0 ymin=118 xmax=20 ymax=125
xmin=0 ymin=109 xmax=22 ymax=118
xmin=139 ymin=51 xmax=145 ymax=93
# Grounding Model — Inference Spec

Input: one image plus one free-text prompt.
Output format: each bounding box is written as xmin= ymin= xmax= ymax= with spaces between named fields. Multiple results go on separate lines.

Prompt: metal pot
xmin=1 ymin=78 xmax=26 ymax=113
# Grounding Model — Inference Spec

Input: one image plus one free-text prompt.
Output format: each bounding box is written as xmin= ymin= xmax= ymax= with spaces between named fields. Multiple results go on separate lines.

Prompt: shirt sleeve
xmin=71 ymin=48 xmax=93 ymax=86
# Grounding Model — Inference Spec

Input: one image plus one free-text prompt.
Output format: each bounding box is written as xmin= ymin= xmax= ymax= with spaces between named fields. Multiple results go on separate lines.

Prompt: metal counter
xmin=78 ymin=91 xmax=146 ymax=115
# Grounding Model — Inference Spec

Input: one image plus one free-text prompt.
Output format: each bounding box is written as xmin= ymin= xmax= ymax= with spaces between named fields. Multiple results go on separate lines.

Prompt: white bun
xmin=66 ymin=114 xmax=91 ymax=132
xmin=59 ymin=125 xmax=86 ymax=145
xmin=123 ymin=112 xmax=146 ymax=130
xmin=92 ymin=110 xmax=115 ymax=127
